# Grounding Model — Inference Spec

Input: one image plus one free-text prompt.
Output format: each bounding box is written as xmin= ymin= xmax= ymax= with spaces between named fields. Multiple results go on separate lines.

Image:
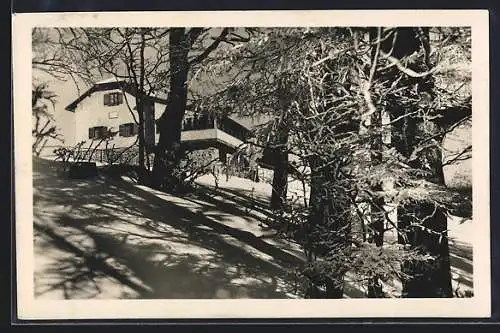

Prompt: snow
xmin=33 ymin=157 xmax=304 ymax=299
xmin=94 ymin=77 xmax=125 ymax=85
xmin=32 ymin=157 xmax=473 ymax=299
xmin=196 ymin=173 xmax=474 ymax=245
xmin=448 ymin=215 xmax=474 ymax=245
xmin=196 ymin=173 xmax=474 ymax=297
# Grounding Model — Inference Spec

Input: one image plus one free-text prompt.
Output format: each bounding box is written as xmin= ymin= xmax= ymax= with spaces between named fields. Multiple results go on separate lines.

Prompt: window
xmin=89 ymin=126 xmax=108 ymax=139
xmin=119 ymin=123 xmax=139 ymax=137
xmin=104 ymin=92 xmax=123 ymax=106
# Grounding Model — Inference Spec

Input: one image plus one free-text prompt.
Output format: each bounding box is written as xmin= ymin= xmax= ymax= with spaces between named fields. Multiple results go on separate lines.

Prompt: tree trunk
xmin=137 ymin=97 xmax=146 ymax=184
xmin=270 ymin=123 xmax=289 ymax=210
xmin=367 ymin=277 xmax=383 ymax=298
xmin=152 ymin=28 xmax=190 ymax=191
xmin=305 ymin=156 xmax=349 ymax=298
xmin=367 ymin=190 xmax=385 ymax=298
xmin=400 ymin=204 xmax=452 ymax=297
xmin=362 ymin=28 xmax=386 ymax=298
xmin=386 ymin=27 xmax=452 ymax=298
xmin=137 ymin=29 xmax=146 ymax=185
xmin=400 ymin=138 xmax=452 ymax=298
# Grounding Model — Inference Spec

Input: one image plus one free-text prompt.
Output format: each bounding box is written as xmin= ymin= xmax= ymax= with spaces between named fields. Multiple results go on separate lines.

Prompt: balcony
xmin=180 ymin=114 xmax=250 ymax=152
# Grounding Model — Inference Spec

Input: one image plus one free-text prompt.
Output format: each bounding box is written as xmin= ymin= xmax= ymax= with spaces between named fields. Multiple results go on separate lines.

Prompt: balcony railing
xmin=181 ymin=114 xmax=249 ymax=143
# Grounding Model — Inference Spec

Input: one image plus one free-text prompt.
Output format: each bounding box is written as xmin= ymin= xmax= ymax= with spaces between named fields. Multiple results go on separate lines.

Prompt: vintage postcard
xmin=13 ymin=10 xmax=490 ymax=319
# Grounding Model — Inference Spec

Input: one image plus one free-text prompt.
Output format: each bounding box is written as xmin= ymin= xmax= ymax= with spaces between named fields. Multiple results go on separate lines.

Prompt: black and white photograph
xmin=13 ymin=10 xmax=490 ymax=319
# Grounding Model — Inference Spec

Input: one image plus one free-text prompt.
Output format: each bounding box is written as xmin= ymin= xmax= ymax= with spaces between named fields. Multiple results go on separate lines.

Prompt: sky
xmin=32 ymin=27 xmax=265 ymax=146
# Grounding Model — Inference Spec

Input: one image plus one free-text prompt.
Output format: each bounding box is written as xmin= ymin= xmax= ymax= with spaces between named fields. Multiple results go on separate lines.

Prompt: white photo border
xmin=13 ymin=10 xmax=491 ymax=319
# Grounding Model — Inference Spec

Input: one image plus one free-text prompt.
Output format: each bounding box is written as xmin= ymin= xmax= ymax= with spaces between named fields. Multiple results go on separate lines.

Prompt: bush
xmin=171 ymin=149 xmax=220 ymax=191
xmin=68 ymin=162 xmax=98 ymax=179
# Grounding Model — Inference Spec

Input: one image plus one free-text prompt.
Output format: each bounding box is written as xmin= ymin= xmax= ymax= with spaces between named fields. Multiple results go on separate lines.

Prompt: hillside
xmin=32 ymin=157 xmax=472 ymax=299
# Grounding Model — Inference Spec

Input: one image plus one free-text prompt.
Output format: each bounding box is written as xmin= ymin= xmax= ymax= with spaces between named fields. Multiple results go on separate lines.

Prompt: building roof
xmin=65 ymin=78 xmax=168 ymax=111
xmin=65 ymin=77 xmax=256 ymax=132
xmin=94 ymin=77 xmax=124 ymax=85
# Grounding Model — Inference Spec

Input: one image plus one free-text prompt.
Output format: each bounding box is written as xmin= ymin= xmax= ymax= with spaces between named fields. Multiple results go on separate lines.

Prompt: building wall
xmin=70 ymin=87 xmax=247 ymax=152
xmin=56 ymin=105 xmax=75 ymax=146
xmin=153 ymin=107 xmax=197 ymax=144
xmin=72 ymin=89 xmax=164 ymax=149
xmin=153 ymin=101 xmax=165 ymax=144
xmin=66 ymin=86 xmax=252 ymax=168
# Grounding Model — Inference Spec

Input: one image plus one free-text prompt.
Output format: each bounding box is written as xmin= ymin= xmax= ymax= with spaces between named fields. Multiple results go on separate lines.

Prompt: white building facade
xmin=61 ymin=78 xmax=252 ymax=166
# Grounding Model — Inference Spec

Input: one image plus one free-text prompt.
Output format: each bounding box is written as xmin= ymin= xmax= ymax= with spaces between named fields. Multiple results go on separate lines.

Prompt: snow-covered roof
xmin=94 ymin=77 xmax=125 ymax=85
xmin=65 ymin=78 xmax=168 ymax=111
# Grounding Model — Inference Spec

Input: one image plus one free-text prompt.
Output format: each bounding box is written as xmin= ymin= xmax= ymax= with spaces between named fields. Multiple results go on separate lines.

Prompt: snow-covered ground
xmin=32 ymin=157 xmax=473 ymax=299
xmin=197 ymin=173 xmax=474 ymax=297
xmin=33 ymin=158 xmax=305 ymax=299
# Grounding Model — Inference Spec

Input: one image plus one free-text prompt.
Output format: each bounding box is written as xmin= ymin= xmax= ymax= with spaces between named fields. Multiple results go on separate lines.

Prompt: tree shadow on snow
xmin=33 ymin=159 xmax=308 ymax=299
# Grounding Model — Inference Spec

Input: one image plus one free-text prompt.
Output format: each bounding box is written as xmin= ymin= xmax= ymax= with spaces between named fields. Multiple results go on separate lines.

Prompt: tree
xmin=32 ymin=28 xmax=87 ymax=84
xmin=204 ymin=28 xmax=394 ymax=297
xmin=36 ymin=25 xmax=472 ymax=298
xmin=340 ymin=26 xmax=472 ymax=298
xmin=378 ymin=27 xmax=471 ymax=297
xmin=151 ymin=27 xmax=256 ymax=191
xmin=115 ymin=28 xmax=170 ymax=183
xmin=32 ymin=28 xmax=66 ymax=156
xmin=50 ymin=27 xmax=171 ymax=184
xmin=32 ymin=83 xmax=62 ymax=156
xmin=198 ymin=28 xmax=311 ymax=210
xmin=203 ymin=26 xmax=472 ymax=299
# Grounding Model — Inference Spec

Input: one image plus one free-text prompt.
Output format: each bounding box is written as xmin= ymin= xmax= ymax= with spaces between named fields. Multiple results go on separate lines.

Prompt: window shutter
xmin=133 ymin=123 xmax=139 ymax=135
xmin=119 ymin=124 xmax=125 ymax=137
xmin=117 ymin=93 xmax=123 ymax=105
xmin=104 ymin=94 xmax=110 ymax=106
xmin=88 ymin=127 xmax=95 ymax=139
xmin=94 ymin=126 xmax=103 ymax=139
